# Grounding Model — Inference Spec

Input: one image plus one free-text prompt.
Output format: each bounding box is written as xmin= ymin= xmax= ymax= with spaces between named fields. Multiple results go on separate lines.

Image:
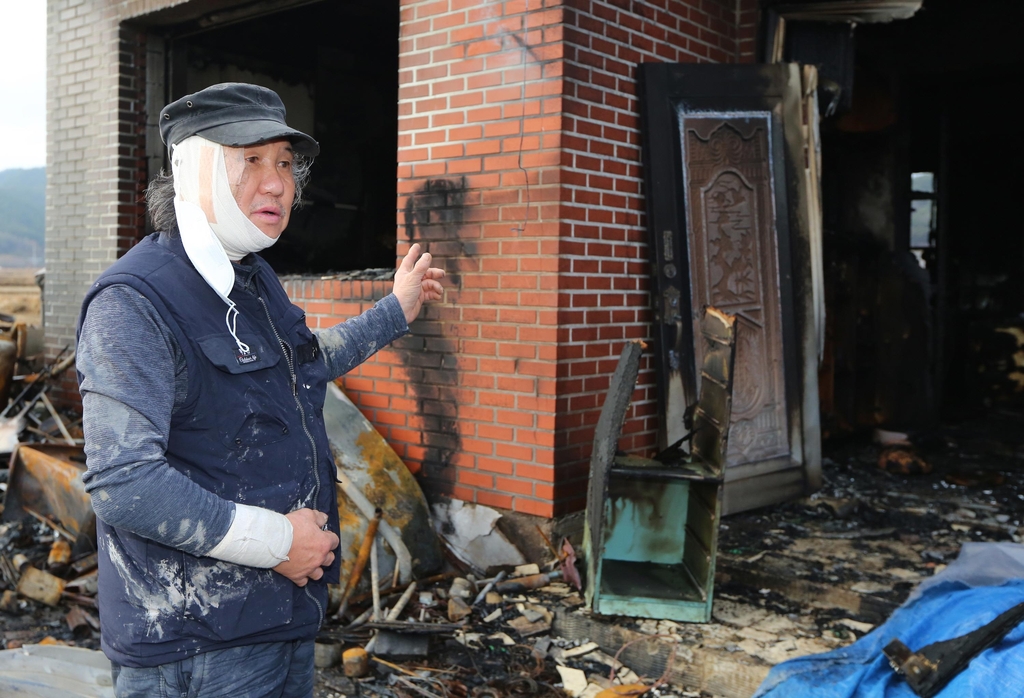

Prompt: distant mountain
xmin=0 ymin=167 xmax=45 ymax=267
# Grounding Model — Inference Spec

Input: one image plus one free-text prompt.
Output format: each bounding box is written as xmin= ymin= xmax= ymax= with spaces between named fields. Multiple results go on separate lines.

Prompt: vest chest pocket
xmin=195 ymin=333 xmax=292 ymax=452
xmin=196 ymin=333 xmax=281 ymax=375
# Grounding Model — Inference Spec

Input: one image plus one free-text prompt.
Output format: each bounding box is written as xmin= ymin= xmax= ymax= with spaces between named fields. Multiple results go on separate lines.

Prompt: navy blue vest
xmin=77 ymin=232 xmax=340 ymax=667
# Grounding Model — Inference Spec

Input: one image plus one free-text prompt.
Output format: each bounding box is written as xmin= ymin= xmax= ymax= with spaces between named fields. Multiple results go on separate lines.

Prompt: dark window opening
xmin=909 ymin=171 xmax=937 ymax=269
xmin=135 ymin=1 xmax=399 ymax=275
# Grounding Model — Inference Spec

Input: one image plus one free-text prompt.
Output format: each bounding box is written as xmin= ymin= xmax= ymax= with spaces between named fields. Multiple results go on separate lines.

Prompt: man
xmin=76 ymin=83 xmax=444 ymax=696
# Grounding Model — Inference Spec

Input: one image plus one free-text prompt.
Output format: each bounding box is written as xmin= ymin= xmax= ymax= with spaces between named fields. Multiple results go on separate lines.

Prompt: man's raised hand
xmin=393 ymin=243 xmax=445 ymax=324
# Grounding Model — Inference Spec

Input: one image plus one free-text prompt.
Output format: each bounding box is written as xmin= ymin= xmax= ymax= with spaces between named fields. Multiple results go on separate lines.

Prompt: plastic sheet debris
xmin=909 ymin=542 xmax=1024 ymax=603
xmin=0 ymin=643 xmax=113 ymax=697
xmin=754 ymin=545 xmax=1024 ymax=697
xmin=431 ymin=499 xmax=526 ymax=572
xmin=883 ymin=599 xmax=1024 ymax=697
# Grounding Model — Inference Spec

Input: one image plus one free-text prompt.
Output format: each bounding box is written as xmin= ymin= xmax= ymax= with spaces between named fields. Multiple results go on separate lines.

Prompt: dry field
xmin=0 ymin=267 xmax=42 ymax=326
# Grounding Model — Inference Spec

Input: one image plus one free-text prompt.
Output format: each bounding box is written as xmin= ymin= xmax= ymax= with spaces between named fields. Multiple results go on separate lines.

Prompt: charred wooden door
xmin=639 ymin=63 xmax=822 ymax=514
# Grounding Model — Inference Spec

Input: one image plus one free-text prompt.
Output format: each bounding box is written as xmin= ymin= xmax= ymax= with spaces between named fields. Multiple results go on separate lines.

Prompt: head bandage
xmin=171 ymin=135 xmax=281 ymax=355
xmin=172 ymin=135 xmax=278 ymax=263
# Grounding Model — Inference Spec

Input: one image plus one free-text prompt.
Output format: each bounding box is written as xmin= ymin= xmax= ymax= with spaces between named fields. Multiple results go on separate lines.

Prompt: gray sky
xmin=0 ymin=1 xmax=46 ymax=172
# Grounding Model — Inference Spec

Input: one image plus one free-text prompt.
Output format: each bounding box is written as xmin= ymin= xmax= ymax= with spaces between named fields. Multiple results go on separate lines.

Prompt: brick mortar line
xmin=566 ymin=13 xmax=734 ymax=45
xmin=557 ymin=329 xmax=651 ymax=335
xmin=399 ymin=10 xmax=564 ymax=30
xmin=560 ymin=123 xmax=644 ymax=139
xmin=559 ymin=164 xmax=645 ymax=176
xmin=567 ymin=31 xmax=727 ymax=57
xmin=399 ymin=24 xmax=564 ymax=39
xmin=399 ymin=132 xmax=562 ymax=143
xmin=559 ymin=200 xmax=646 ymax=213
xmin=396 ymin=158 xmax=562 ymax=171
xmin=398 ymin=87 xmax=561 ymax=108
xmin=397 ymin=50 xmax=563 ymax=71
xmin=397 ymin=97 xmax=563 ymax=116
xmin=397 ymin=36 xmax=562 ymax=59
xmin=561 ymin=73 xmax=648 ymax=102
xmin=573 ymin=0 xmax=728 ymax=27
xmin=565 ymin=6 xmax=734 ymax=40
xmin=399 ymin=123 xmax=562 ymax=139
xmin=561 ymin=245 xmax=647 ymax=253
xmin=564 ymin=24 xmax=733 ymax=56
xmin=557 ymin=318 xmax=650 ymax=325
xmin=561 ymin=240 xmax=648 ymax=248
xmin=399 ymin=66 xmax=561 ymax=86
xmin=560 ymin=152 xmax=646 ymax=168
xmin=560 ymin=110 xmax=643 ymax=126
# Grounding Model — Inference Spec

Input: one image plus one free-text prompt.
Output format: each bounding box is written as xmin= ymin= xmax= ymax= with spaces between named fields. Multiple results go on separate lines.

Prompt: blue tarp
xmin=754 ymin=544 xmax=1024 ymax=697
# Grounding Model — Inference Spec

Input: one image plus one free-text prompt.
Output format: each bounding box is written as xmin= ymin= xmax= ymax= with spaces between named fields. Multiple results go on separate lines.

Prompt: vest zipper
xmin=256 ymin=293 xmax=325 ymax=626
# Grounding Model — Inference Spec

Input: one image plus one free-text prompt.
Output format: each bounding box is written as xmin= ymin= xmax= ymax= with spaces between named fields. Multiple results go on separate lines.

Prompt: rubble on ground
xmin=2 ymin=402 xmax=1023 ymax=698
xmin=0 ymin=343 xmax=97 ymax=658
xmin=306 ymin=410 xmax=1024 ymax=698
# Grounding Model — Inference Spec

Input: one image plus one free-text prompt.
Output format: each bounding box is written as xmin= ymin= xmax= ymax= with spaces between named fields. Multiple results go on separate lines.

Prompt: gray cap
xmin=159 ymin=82 xmax=319 ymax=157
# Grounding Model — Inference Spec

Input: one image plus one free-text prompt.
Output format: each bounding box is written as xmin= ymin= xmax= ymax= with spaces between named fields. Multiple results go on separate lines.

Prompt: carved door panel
xmin=682 ymin=117 xmax=789 ymax=466
xmin=639 ymin=64 xmax=822 ymax=514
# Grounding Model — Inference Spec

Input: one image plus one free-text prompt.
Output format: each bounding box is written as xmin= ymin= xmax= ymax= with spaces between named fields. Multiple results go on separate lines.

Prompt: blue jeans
xmin=110 ymin=640 xmax=315 ymax=698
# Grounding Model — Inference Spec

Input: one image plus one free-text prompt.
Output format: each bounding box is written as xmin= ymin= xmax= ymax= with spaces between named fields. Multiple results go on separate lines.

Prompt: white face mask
xmin=170 ymin=136 xmax=278 ymax=356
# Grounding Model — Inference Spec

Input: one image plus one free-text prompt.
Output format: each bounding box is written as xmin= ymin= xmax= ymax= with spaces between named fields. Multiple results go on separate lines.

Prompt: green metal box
xmin=584 ymin=308 xmax=737 ymax=622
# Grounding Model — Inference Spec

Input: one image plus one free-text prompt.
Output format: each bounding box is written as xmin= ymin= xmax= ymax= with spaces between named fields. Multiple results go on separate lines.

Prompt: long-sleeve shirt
xmin=77 ymin=259 xmax=407 ymax=558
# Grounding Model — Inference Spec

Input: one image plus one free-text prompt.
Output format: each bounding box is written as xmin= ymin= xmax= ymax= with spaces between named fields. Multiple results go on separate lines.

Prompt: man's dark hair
xmin=145 ymin=151 xmax=313 ymax=233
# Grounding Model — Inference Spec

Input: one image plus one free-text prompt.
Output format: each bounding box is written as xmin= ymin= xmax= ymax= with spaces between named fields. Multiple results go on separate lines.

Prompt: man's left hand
xmin=274 ymin=509 xmax=339 ymax=587
xmin=394 ymin=243 xmax=445 ymax=324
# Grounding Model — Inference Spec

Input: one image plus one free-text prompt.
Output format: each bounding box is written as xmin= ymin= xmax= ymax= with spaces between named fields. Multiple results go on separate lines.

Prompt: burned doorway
xmin=802 ymin=0 xmax=1024 ymax=433
xmin=639 ymin=64 xmax=823 ymax=515
xmin=131 ymin=0 xmax=400 ymax=274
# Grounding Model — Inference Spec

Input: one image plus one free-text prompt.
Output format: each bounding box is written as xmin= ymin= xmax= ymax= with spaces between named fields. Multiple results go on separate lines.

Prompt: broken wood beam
xmin=362 ymin=620 xmax=463 ymax=634
xmin=336 ymin=507 xmax=383 ymax=620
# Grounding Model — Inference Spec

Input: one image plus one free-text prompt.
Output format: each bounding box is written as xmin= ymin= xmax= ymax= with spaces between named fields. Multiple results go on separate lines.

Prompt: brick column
xmin=387 ymin=0 xmax=564 ymax=516
xmin=367 ymin=0 xmax=751 ymax=519
xmin=47 ymin=0 xmax=119 ymax=401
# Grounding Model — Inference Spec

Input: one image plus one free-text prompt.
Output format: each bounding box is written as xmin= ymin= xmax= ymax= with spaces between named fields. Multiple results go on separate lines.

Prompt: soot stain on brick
xmin=403 ymin=177 xmax=468 ymax=249
xmin=401 ymin=178 xmax=470 ymax=494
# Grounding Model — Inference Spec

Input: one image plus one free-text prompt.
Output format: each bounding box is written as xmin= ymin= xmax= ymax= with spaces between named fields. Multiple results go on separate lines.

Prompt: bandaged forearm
xmin=205 ymin=503 xmax=293 ymax=568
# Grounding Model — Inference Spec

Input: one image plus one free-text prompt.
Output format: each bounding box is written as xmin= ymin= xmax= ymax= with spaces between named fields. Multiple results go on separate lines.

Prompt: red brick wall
xmin=384 ymin=0 xmax=567 ymax=517
xmin=281 ymin=278 xmax=412 ymax=452
xmin=331 ymin=0 xmax=757 ymax=518
xmin=737 ymin=0 xmax=760 ymax=63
